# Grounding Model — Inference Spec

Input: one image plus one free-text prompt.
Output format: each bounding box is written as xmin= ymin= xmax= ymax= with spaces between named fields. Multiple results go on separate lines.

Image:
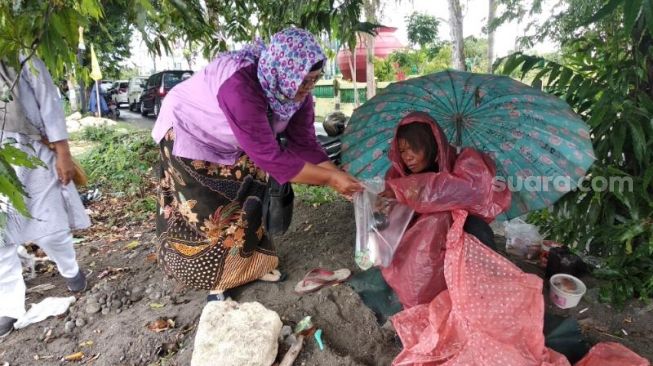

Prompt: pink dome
xmin=337 ymin=27 xmax=405 ymax=82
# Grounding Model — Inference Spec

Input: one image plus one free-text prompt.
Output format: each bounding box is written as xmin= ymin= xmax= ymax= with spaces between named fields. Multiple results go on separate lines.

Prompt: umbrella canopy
xmin=341 ymin=70 xmax=595 ymax=219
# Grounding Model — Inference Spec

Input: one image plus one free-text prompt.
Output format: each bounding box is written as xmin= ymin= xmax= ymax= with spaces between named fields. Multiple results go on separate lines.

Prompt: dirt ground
xmin=0 ymin=198 xmax=651 ymax=365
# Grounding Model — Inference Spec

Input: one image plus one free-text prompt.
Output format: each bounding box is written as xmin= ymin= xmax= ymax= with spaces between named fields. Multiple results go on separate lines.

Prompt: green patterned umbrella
xmin=341 ymin=70 xmax=595 ymax=219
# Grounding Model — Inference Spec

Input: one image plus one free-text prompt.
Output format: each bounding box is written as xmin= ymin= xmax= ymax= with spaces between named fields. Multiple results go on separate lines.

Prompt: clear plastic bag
xmin=354 ymin=179 xmax=414 ymax=270
xmin=504 ymin=218 xmax=543 ymax=259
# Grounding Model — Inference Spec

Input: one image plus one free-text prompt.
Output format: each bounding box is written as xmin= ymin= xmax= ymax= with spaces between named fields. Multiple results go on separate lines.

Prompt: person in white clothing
xmin=0 ymin=56 xmax=91 ymax=338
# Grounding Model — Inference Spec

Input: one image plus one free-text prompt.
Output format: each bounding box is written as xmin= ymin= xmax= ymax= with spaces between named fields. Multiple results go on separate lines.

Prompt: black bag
xmin=262 ymin=107 xmax=294 ymax=235
xmin=262 ymin=176 xmax=294 ymax=235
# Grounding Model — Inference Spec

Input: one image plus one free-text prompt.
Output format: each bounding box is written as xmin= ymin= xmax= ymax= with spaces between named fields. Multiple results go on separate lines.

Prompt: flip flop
xmin=294 ymin=268 xmax=352 ymax=294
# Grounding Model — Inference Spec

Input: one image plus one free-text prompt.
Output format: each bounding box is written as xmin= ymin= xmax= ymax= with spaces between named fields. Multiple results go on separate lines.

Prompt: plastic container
xmin=549 ymin=274 xmax=587 ymax=309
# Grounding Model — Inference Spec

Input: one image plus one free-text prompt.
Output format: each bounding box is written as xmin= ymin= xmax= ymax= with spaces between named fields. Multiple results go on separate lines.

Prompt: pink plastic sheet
xmin=382 ymin=114 xmax=649 ymax=366
xmin=391 ymin=210 xmax=569 ymax=366
xmin=575 ymin=342 xmax=649 ymax=366
xmin=390 ymin=210 xmax=651 ymax=366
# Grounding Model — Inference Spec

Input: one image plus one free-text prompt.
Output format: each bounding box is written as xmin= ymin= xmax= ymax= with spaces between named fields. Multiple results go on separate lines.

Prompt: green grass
xmin=75 ymin=125 xmax=158 ymax=197
xmin=293 ymin=184 xmax=341 ymax=206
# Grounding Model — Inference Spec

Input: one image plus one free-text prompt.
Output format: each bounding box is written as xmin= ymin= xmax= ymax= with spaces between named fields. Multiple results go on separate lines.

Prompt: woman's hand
xmin=379 ymin=188 xmax=396 ymax=199
xmin=327 ymin=170 xmax=363 ymax=198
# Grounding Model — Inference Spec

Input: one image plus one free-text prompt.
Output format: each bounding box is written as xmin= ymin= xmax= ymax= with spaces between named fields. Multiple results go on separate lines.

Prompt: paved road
xmin=118 ymin=108 xmax=156 ymax=130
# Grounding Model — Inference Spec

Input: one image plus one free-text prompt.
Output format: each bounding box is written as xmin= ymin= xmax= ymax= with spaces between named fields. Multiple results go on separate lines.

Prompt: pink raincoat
xmin=383 ymin=114 xmax=649 ymax=365
xmin=381 ymin=112 xmax=511 ymax=308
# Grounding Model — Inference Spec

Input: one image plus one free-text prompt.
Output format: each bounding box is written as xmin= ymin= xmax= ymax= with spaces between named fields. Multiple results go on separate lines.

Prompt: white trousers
xmin=0 ymin=230 xmax=79 ymax=319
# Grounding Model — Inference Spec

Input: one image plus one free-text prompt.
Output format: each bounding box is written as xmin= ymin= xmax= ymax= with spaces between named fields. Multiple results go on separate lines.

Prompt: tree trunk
xmin=487 ymin=0 xmax=496 ymax=73
xmin=67 ymin=77 xmax=78 ymax=112
xmin=185 ymin=42 xmax=194 ymax=69
xmin=349 ymin=46 xmax=360 ymax=107
xmin=365 ymin=33 xmax=376 ymax=100
xmin=448 ymin=0 xmax=465 ymax=71
xmin=364 ymin=0 xmax=377 ymax=100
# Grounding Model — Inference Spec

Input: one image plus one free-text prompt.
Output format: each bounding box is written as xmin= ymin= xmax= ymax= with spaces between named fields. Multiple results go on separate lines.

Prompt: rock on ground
xmin=191 ymin=300 xmax=283 ymax=366
xmin=66 ymin=115 xmax=116 ymax=133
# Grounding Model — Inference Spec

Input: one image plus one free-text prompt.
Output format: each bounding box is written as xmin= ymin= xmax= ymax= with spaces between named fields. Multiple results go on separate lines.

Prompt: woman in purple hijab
xmin=151 ymin=28 xmax=361 ymax=300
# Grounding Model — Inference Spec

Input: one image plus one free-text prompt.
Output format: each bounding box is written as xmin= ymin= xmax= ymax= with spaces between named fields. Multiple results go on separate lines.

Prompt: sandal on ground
xmin=294 ymin=268 xmax=352 ymax=294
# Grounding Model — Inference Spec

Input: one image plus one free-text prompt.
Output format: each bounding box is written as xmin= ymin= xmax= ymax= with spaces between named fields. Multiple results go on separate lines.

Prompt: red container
xmin=336 ymin=27 xmax=405 ymax=82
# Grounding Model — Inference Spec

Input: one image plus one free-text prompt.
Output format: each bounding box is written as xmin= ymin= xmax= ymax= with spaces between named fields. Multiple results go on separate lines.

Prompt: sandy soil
xmin=0 ymin=200 xmax=399 ymax=366
xmin=0 ymin=198 xmax=651 ymax=365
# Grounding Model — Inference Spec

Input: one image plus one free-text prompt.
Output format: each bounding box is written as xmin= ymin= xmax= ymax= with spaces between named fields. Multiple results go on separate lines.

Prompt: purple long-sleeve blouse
xmin=152 ymin=59 xmax=328 ymax=184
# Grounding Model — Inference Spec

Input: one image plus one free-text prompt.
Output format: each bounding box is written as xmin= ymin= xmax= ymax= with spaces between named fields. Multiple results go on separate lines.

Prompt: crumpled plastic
xmin=14 ymin=296 xmax=76 ymax=329
xmin=504 ymin=218 xmax=543 ymax=258
xmin=381 ymin=112 xmax=511 ymax=308
xmin=391 ymin=210 xmax=569 ymax=366
xmin=574 ymin=342 xmax=649 ymax=366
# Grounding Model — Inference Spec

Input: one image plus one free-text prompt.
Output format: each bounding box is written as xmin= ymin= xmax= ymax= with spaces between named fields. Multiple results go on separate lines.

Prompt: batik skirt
xmin=155 ymin=129 xmax=278 ymax=291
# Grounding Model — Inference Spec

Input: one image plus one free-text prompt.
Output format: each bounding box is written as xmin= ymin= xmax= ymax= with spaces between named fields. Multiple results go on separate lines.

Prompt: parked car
xmin=109 ymin=80 xmax=129 ymax=107
xmin=140 ymin=70 xmax=193 ymax=117
xmin=127 ymin=76 xmax=148 ymax=112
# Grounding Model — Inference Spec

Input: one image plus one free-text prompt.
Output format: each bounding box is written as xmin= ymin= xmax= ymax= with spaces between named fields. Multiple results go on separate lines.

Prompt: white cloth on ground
xmin=13 ymin=296 xmax=76 ymax=329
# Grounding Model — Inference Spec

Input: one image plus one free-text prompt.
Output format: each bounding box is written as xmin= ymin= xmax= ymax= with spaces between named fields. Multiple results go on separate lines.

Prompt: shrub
xmin=78 ymin=126 xmax=158 ymax=197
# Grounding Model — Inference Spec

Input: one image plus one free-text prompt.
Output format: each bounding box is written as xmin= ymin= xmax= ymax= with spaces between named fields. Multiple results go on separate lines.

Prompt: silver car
xmin=127 ymin=76 xmax=148 ymax=112
xmin=110 ymin=80 xmax=129 ymax=107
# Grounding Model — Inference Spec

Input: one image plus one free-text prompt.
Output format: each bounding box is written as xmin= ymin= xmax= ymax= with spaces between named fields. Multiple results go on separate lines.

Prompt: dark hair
xmin=310 ymin=59 xmax=324 ymax=71
xmin=396 ymin=122 xmax=439 ymax=173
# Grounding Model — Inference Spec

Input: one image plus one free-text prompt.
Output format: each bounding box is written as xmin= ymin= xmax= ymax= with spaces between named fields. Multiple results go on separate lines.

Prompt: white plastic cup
xmin=549 ymin=273 xmax=587 ymax=309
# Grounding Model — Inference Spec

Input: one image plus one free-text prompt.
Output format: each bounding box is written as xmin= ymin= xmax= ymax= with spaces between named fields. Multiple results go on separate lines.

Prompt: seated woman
xmin=380 ymin=112 xmax=511 ymax=308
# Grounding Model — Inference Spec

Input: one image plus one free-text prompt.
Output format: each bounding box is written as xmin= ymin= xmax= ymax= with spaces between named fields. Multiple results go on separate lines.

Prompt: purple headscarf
xmin=225 ymin=28 xmax=326 ymax=122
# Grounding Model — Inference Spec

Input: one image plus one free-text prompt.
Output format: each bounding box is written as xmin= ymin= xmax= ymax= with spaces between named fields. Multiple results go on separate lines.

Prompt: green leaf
xmin=627 ymin=119 xmax=647 ymax=165
xmin=0 ymin=144 xmax=45 ymax=169
xmin=501 ymin=54 xmax=524 ymax=76
xmin=80 ymin=0 xmax=103 ymax=19
xmin=0 ymin=162 xmax=29 ymax=216
xmin=565 ymin=74 xmax=584 ymax=101
xmin=623 ymin=0 xmax=642 ymax=33
xmin=532 ymin=67 xmax=551 ymax=85
xmin=547 ymin=65 xmax=561 ymax=87
xmin=557 ymin=68 xmax=573 ymax=88
xmin=584 ymin=0 xmax=623 ymax=26
xmin=520 ymin=56 xmax=541 ymax=78
xmin=612 ymin=122 xmax=626 ymax=163
xmin=125 ymin=241 xmax=140 ymax=250
xmin=643 ymin=165 xmax=653 ymax=189
xmin=644 ymin=0 xmax=653 ymax=35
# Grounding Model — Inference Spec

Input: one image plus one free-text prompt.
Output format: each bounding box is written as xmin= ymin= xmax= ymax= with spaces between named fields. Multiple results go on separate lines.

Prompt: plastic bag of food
xmin=504 ymin=218 xmax=542 ymax=259
xmin=353 ymin=180 xmax=414 ymax=270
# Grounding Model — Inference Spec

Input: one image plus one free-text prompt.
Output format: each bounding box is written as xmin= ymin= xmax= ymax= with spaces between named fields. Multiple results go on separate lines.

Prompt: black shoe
xmin=0 ymin=316 xmax=17 ymax=338
xmin=66 ymin=269 xmax=87 ymax=293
